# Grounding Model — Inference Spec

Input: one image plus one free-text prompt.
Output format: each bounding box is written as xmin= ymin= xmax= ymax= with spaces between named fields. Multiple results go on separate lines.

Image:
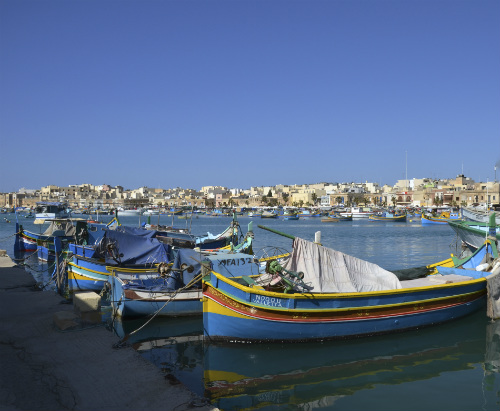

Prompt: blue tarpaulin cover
xmin=104 ymin=228 xmax=170 ymax=265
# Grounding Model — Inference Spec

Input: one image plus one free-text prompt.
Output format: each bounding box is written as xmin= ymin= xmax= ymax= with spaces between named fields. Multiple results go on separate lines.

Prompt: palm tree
xmin=311 ymin=193 xmax=317 ymax=205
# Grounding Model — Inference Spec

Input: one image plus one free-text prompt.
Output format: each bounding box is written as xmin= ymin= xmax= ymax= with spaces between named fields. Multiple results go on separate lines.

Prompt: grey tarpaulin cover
xmin=283 ymin=237 xmax=402 ymax=293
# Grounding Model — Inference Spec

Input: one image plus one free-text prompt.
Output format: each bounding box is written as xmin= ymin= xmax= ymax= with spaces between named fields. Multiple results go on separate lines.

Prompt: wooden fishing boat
xmin=421 ymin=211 xmax=461 ymax=225
xmin=321 ymin=217 xmax=339 ymax=223
xmin=369 ymin=212 xmax=407 ymax=222
xmin=66 ymin=219 xmax=254 ymax=293
xmin=261 ymin=211 xmax=278 ymax=219
xmin=202 ymin=233 xmax=499 ymax=343
xmin=447 ymin=214 xmax=500 ymax=251
xmin=110 ymin=243 xmax=258 ymax=318
xmin=329 ymin=212 xmax=352 ymax=221
xmin=14 ymin=218 xmax=111 ymax=257
xmin=461 ymin=206 xmax=500 ymax=224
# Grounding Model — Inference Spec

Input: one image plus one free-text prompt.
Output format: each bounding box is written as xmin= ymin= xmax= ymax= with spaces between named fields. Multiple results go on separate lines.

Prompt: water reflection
xmin=112 ymin=312 xmax=499 ymax=411
xmin=204 ymin=312 xmax=499 ymax=411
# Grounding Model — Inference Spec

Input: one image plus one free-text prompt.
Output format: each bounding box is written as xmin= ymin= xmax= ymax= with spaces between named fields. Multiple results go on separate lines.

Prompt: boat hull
xmin=202 ymin=273 xmax=487 ymax=342
xmin=369 ymin=215 xmax=407 ymax=222
xmin=448 ymin=220 xmax=500 ymax=250
xmin=110 ymin=276 xmax=202 ymax=318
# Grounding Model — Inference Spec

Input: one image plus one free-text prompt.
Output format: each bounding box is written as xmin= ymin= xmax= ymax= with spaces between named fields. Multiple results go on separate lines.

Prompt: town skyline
xmin=3 ymin=173 xmax=499 ymax=211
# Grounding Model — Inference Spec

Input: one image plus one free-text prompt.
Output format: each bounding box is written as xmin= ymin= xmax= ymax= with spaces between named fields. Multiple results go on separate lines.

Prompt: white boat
xmin=461 ymin=206 xmax=500 ymax=224
xmin=117 ymin=208 xmax=143 ymax=217
xmin=34 ymin=202 xmax=70 ymax=219
xmin=142 ymin=208 xmax=160 ymax=216
xmin=340 ymin=207 xmax=374 ymax=219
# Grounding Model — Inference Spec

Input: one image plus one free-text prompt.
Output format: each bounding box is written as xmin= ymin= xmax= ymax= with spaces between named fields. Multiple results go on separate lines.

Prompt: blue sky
xmin=1 ymin=0 xmax=499 ymax=192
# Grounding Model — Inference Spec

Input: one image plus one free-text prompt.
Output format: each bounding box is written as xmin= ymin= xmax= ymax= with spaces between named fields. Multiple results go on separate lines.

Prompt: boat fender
xmin=476 ymin=263 xmax=490 ymax=272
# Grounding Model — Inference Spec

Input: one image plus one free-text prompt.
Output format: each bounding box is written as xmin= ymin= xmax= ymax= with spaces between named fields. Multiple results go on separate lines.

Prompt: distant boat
xmin=340 ymin=207 xmax=374 ymax=219
xmin=261 ymin=211 xmax=278 ymax=219
xmin=321 ymin=217 xmax=339 ymax=223
xmin=421 ymin=211 xmax=461 ymax=225
xmin=447 ymin=214 xmax=500 ymax=251
xmin=369 ymin=212 xmax=407 ymax=222
xmin=34 ymin=201 xmax=70 ymax=219
xmin=461 ymin=206 xmax=500 ymax=224
xmin=117 ymin=208 xmax=143 ymax=217
xmin=329 ymin=212 xmax=352 ymax=221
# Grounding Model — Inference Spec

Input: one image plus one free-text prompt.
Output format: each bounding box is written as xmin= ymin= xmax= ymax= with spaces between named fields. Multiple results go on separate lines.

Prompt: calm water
xmin=1 ymin=213 xmax=499 ymax=410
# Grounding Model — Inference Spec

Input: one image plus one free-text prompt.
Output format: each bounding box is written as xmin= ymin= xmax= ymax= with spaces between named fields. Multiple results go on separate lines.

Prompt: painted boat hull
xmin=369 ymin=214 xmax=407 ymax=222
xmin=461 ymin=207 xmax=500 ymax=224
xmin=110 ymin=276 xmax=202 ymax=318
xmin=447 ymin=220 xmax=500 ymax=250
xmin=203 ymin=272 xmax=487 ymax=342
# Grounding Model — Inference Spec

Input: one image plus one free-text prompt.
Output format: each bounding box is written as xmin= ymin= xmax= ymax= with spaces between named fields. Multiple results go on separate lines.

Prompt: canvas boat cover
xmin=103 ymin=228 xmax=170 ymax=265
xmin=42 ymin=220 xmax=77 ymax=237
xmin=283 ymin=237 xmax=402 ymax=293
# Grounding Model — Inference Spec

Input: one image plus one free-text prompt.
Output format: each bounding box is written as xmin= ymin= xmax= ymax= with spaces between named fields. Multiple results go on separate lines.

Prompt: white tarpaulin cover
xmin=283 ymin=237 xmax=402 ymax=293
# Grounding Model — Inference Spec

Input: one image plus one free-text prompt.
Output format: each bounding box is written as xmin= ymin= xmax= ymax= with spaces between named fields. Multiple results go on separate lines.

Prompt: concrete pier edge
xmin=0 ymin=251 xmax=218 ymax=411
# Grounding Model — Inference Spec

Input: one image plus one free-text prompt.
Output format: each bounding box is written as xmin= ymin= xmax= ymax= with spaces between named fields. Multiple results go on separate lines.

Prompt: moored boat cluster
xmin=11 ymin=206 xmax=500 ymax=344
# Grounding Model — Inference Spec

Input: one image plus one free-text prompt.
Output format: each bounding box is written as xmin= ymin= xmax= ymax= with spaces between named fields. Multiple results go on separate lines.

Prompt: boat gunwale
xmin=206 ymin=269 xmax=487 ymax=301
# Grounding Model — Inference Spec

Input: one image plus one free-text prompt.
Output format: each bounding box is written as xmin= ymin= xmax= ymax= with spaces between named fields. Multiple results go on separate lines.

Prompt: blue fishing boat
xmin=448 ymin=214 xmax=500 ymax=251
xmin=421 ymin=210 xmax=461 ymax=225
xmin=66 ymin=219 xmax=253 ymax=293
xmin=110 ymin=243 xmax=258 ymax=318
xmin=14 ymin=218 xmax=111 ymax=258
xmin=202 ymin=231 xmax=499 ymax=342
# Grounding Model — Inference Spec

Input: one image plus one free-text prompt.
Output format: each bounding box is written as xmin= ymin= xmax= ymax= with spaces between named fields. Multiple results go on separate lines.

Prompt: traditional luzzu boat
xmin=461 ymin=206 xmax=500 ymax=224
xmin=109 ymin=241 xmax=257 ymax=319
xmin=329 ymin=212 xmax=353 ymax=221
xmin=66 ymin=217 xmax=252 ymax=293
xmin=14 ymin=217 xmax=114 ymax=258
xmin=260 ymin=211 xmax=278 ymax=219
xmin=421 ymin=210 xmax=461 ymax=225
xmin=369 ymin=211 xmax=407 ymax=222
xmin=448 ymin=214 xmax=500 ymax=251
xmin=202 ymin=228 xmax=500 ymax=343
xmin=321 ymin=216 xmax=339 ymax=223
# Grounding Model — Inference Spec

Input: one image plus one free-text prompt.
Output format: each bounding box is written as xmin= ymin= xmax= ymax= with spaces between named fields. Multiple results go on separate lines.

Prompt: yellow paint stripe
xmin=209 ymin=270 xmax=486 ymax=300
xmin=204 ymin=283 xmax=485 ymax=314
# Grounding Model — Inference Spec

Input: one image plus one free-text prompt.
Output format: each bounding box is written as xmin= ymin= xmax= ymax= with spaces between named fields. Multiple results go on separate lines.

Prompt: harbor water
xmin=1 ymin=213 xmax=499 ymax=410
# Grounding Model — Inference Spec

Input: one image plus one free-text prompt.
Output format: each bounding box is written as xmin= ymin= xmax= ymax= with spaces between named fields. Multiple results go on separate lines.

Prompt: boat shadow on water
xmin=203 ymin=313 xmax=500 ymax=411
xmin=111 ymin=312 xmax=500 ymax=411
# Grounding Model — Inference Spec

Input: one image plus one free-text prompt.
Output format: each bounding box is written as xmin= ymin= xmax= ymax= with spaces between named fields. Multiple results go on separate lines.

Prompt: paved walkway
xmin=0 ymin=252 xmax=218 ymax=411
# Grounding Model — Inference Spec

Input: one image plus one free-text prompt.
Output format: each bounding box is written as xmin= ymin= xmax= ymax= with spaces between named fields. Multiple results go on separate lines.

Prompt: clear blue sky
xmin=1 ymin=0 xmax=499 ymax=193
